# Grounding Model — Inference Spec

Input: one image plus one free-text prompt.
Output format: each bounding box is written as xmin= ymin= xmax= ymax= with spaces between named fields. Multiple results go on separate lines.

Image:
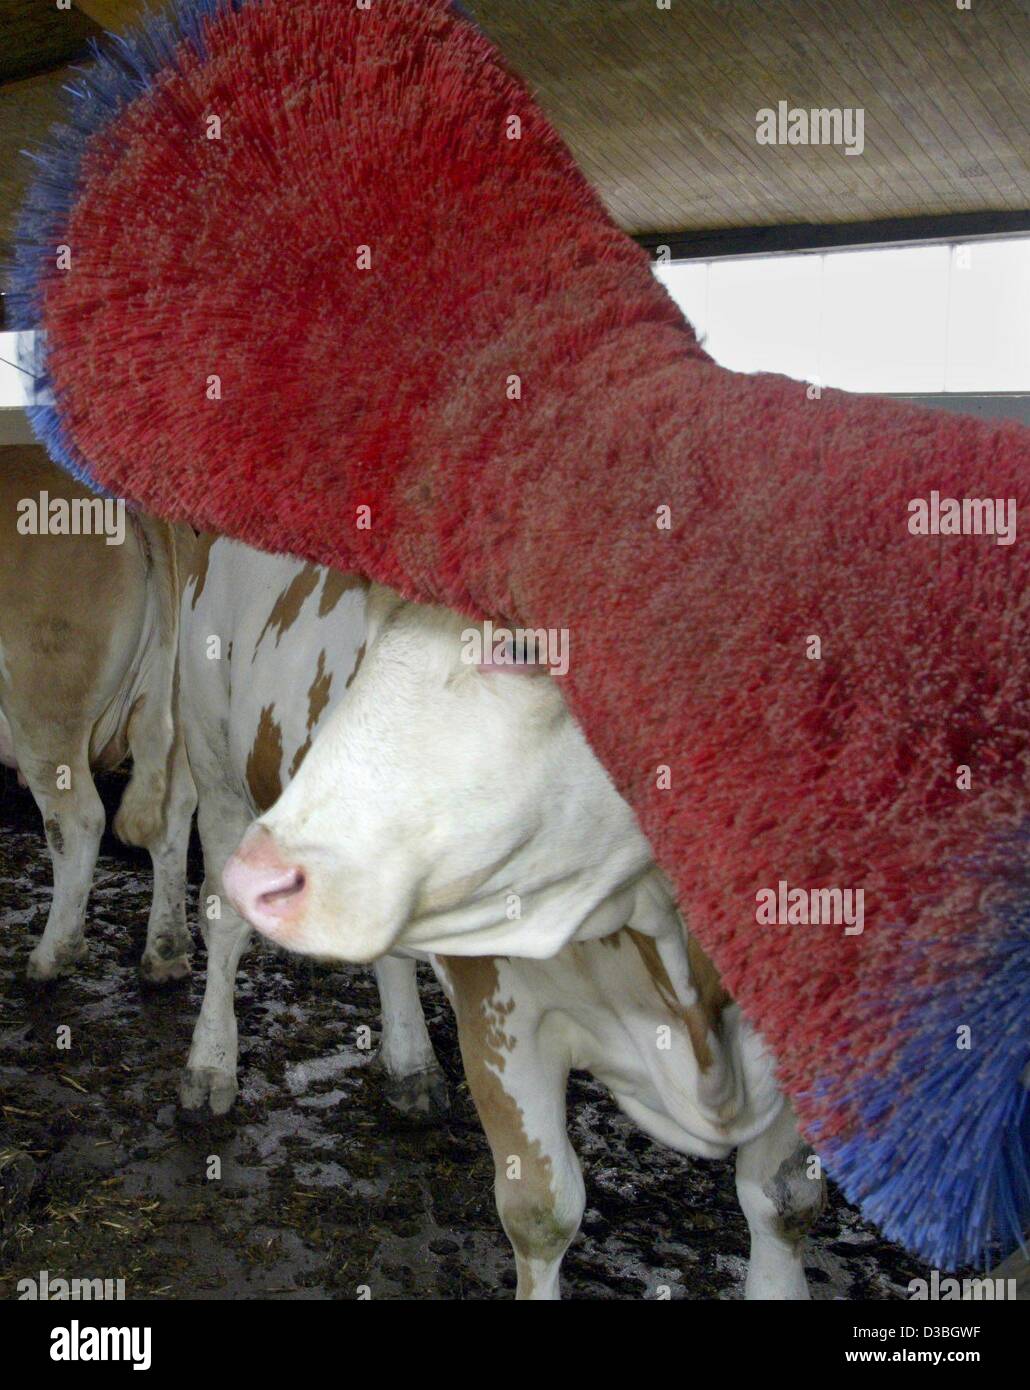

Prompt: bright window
xmin=0 ymin=331 xmax=40 ymax=408
xmin=654 ymin=237 xmax=1030 ymax=392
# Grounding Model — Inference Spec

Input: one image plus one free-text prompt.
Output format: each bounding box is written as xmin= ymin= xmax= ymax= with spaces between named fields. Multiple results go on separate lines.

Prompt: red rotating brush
xmin=9 ymin=0 xmax=1029 ymax=1269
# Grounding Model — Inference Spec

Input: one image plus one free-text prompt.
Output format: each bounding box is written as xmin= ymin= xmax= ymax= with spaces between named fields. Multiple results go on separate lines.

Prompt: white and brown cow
xmin=0 ymin=446 xmax=195 ymax=984
xmin=177 ymin=536 xmax=447 ymax=1118
xmin=222 ymin=588 xmax=826 ymax=1299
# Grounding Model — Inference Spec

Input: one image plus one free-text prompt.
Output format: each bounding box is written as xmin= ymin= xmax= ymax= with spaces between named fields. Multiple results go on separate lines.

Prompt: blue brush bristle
xmin=808 ymin=834 xmax=1030 ymax=1270
xmin=6 ymin=0 xmax=261 ymax=493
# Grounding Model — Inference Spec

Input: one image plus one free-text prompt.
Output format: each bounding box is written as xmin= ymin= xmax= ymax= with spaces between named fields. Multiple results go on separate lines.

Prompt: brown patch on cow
xmin=288 ymin=739 xmax=311 ymax=781
xmin=246 ymin=704 xmax=284 ymax=812
xmin=438 ymin=957 xmax=562 ymax=1296
xmin=626 ymin=928 xmax=727 ymax=1073
xmin=687 ymin=933 xmax=731 ymax=1021
xmin=187 ymin=532 xmax=218 ymax=610
xmin=345 ymin=641 xmax=366 ymax=689
xmin=252 ymin=566 xmax=321 ymax=660
xmin=318 ymin=569 xmax=368 ymax=617
xmin=442 ymin=957 xmax=518 ymax=1074
xmin=288 ymin=649 xmax=334 ymax=779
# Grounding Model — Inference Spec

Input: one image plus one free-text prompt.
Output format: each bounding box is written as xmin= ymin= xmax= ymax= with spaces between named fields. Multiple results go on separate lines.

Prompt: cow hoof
xmin=140 ymin=952 xmax=192 ymax=987
xmin=383 ymin=1066 xmax=450 ymax=1123
xmin=179 ymin=1066 xmax=238 ymax=1117
xmin=26 ymin=940 xmax=88 ymax=982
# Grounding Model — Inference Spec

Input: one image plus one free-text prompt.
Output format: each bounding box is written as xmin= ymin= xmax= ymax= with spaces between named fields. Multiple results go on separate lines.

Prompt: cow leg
xmin=372 ymin=954 xmax=448 ymax=1120
xmin=439 ymin=956 xmax=584 ymax=1300
xmin=734 ymin=1100 xmax=825 ymax=1299
xmin=17 ymin=733 xmax=105 ymax=982
xmin=179 ymin=787 xmax=252 ymax=1114
xmin=139 ymin=726 xmax=197 ymax=984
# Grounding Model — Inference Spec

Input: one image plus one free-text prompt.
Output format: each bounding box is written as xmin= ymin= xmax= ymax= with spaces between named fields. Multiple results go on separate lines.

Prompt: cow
xmin=177 ymin=536 xmax=447 ymax=1120
xmin=221 ymin=587 xmax=826 ymax=1299
xmin=0 ymin=445 xmax=194 ymax=985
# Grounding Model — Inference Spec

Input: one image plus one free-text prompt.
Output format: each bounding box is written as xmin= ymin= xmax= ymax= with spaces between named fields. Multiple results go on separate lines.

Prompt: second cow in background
xmin=0 ymin=446 xmax=194 ymax=985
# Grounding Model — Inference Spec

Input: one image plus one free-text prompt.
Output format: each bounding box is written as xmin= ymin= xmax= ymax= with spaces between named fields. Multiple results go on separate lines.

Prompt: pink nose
xmin=223 ymin=825 xmax=308 ymax=936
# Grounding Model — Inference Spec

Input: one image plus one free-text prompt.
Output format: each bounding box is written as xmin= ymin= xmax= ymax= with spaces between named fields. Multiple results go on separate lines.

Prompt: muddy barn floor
xmin=0 ymin=769 xmax=939 ymax=1301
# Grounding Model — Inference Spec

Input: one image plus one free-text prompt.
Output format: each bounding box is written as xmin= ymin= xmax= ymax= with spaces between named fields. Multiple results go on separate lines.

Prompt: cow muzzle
xmin=223 ymin=824 xmax=308 ymax=939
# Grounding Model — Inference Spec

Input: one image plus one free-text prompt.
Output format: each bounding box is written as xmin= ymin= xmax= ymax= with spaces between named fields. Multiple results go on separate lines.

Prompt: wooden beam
xmin=0 ymin=0 xmax=101 ymax=84
xmin=638 ymin=211 xmax=1030 ymax=261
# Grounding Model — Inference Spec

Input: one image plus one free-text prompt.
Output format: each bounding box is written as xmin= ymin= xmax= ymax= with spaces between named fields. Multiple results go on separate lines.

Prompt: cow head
xmin=222 ymin=586 xmax=652 ymax=961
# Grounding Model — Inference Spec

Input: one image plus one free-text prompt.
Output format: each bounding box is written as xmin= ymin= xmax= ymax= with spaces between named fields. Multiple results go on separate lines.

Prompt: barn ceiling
xmin=469 ymin=0 xmax=1030 ymax=236
xmin=0 ymin=0 xmax=1028 ymax=287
